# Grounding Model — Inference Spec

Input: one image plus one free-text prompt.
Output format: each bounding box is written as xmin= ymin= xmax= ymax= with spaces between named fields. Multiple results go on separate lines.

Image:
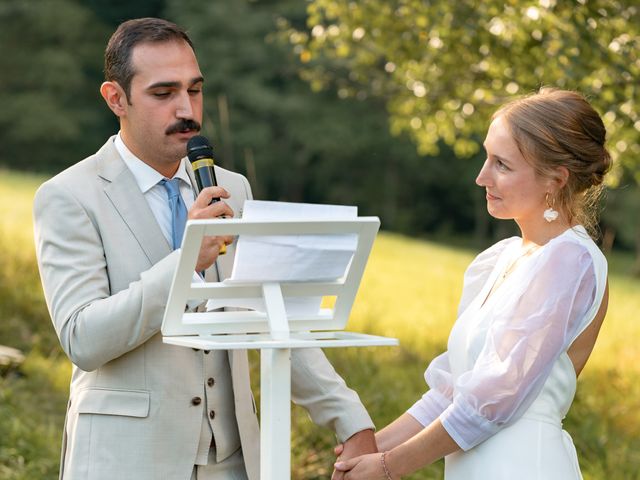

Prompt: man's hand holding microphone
xmin=186 ymin=135 xmax=233 ymax=272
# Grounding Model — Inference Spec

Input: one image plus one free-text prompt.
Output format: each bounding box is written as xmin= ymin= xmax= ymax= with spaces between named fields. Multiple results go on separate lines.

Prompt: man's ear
xmin=100 ymin=81 xmax=128 ymax=117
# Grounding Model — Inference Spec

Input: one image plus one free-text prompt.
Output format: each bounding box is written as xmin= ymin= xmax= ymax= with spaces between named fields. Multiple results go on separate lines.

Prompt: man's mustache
xmin=165 ymin=119 xmax=201 ymax=135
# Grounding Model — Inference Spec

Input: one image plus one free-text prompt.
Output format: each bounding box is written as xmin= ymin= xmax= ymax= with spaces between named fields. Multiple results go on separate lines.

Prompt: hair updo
xmin=493 ymin=87 xmax=611 ymax=237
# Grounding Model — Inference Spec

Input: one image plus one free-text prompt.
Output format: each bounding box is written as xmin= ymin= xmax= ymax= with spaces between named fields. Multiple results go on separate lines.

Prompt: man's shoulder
xmin=35 ymin=137 xmax=119 ymax=205
xmin=213 ymin=165 xmax=251 ymax=197
xmin=214 ymin=164 xmax=248 ymax=182
xmin=42 ymin=137 xmax=118 ymax=189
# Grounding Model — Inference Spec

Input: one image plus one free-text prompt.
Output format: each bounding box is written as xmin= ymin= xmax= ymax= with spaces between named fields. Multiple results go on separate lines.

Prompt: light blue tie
xmin=160 ymin=178 xmax=188 ymax=250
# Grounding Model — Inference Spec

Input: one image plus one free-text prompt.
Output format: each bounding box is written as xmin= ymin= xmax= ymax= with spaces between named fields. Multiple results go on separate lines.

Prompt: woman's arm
xmin=375 ymin=413 xmax=425 ymax=452
xmin=385 ymin=418 xmax=460 ymax=477
xmin=335 ymin=418 xmax=460 ymax=479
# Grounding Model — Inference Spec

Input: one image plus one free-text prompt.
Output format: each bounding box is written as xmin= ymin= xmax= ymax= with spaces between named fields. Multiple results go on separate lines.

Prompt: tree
xmin=165 ymin=0 xmax=482 ymax=235
xmin=285 ymin=0 xmax=640 ymax=183
xmin=81 ymin=0 xmax=165 ymax=27
xmin=0 ymin=0 xmax=113 ymax=172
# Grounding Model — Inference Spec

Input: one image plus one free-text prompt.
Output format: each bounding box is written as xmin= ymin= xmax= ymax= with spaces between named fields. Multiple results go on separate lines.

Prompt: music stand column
xmin=260 ymin=282 xmax=292 ymax=480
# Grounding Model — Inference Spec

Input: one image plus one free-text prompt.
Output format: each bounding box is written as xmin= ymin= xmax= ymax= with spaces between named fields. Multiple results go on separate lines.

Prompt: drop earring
xmin=543 ymin=193 xmax=559 ymax=222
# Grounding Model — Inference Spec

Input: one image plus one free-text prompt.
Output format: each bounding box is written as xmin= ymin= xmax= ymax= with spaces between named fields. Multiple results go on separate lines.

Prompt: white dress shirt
xmin=114 ymin=133 xmax=195 ymax=247
xmin=114 ymin=134 xmax=205 ymax=291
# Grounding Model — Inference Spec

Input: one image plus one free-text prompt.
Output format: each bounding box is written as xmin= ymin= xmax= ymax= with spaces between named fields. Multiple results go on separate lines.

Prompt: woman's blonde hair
xmin=493 ymin=87 xmax=611 ymax=238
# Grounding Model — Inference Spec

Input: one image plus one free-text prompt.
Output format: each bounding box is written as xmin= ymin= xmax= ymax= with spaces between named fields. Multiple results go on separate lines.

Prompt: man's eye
xmin=153 ymin=92 xmax=171 ymax=97
xmin=188 ymin=89 xmax=201 ymax=95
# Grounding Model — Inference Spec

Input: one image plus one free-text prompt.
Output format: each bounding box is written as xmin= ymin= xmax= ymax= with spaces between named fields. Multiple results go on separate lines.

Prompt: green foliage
xmin=0 ymin=170 xmax=68 ymax=480
xmin=289 ymin=0 xmax=640 ymax=180
xmin=6 ymin=0 xmax=631 ymax=244
xmin=0 ymin=0 xmax=636 ymax=244
xmin=601 ymin=170 xmax=640 ymax=270
xmin=81 ymin=0 xmax=166 ymax=27
xmin=165 ymin=0 xmax=486 ymax=235
xmin=0 ymin=171 xmax=58 ymax=353
xmin=0 ymin=0 xmax=115 ymax=172
xmin=0 ymin=353 xmax=70 ymax=480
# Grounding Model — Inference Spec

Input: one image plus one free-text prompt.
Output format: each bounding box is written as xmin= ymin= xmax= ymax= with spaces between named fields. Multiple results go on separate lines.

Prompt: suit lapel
xmin=97 ymin=138 xmax=172 ymax=265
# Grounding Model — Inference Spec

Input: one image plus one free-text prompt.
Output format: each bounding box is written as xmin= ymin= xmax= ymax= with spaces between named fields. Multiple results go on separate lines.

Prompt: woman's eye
xmin=496 ymin=159 xmax=509 ymax=171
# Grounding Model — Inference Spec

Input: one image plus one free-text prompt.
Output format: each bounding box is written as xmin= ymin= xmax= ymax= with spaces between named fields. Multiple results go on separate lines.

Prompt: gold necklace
xmin=501 ymin=244 xmax=540 ymax=279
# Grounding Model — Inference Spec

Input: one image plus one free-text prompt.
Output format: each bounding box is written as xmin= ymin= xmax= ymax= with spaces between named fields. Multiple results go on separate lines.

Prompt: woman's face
xmin=476 ymin=116 xmax=553 ymax=223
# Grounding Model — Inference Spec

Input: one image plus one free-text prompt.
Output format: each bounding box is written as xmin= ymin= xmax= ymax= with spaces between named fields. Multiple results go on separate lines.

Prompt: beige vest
xmin=194 ymin=349 xmax=241 ymax=464
xmin=191 ymin=180 xmax=241 ymax=465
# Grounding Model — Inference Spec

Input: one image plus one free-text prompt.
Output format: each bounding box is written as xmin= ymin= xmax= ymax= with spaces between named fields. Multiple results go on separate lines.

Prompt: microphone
xmin=186 ymin=135 xmax=219 ymax=200
xmin=186 ymin=135 xmax=226 ymax=255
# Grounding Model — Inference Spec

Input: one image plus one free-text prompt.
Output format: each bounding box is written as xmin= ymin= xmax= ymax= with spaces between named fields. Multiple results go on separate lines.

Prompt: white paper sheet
xmin=230 ymin=200 xmax=357 ymax=282
xmin=205 ymin=201 xmax=357 ymax=315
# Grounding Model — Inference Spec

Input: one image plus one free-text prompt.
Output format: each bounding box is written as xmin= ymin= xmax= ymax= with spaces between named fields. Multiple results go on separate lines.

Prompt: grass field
xmin=1 ymin=169 xmax=639 ymax=479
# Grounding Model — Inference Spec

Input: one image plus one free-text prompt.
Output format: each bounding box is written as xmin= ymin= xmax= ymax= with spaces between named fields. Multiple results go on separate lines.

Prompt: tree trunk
xmin=601 ymin=226 xmax=616 ymax=255
xmin=633 ymin=228 xmax=640 ymax=277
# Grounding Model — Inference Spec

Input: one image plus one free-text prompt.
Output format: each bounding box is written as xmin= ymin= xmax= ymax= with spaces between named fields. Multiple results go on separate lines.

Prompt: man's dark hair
xmin=104 ymin=17 xmax=195 ymax=103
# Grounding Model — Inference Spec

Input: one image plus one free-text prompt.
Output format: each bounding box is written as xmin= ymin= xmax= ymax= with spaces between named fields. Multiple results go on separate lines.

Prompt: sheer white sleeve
xmin=440 ymin=240 xmax=597 ymax=451
xmin=407 ymin=238 xmax=515 ymax=426
xmin=407 ymin=351 xmax=454 ymax=426
xmin=457 ymin=238 xmax=516 ymax=315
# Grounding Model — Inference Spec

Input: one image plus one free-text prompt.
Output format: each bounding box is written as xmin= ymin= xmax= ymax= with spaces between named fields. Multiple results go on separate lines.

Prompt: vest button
xmin=207 ymin=377 xmax=215 ymax=387
xmin=191 ymin=396 xmax=202 ymax=406
xmin=209 ymin=410 xmax=216 ymax=420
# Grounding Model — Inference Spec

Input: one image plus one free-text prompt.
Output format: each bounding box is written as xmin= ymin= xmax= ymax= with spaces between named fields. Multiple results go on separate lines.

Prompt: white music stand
xmin=162 ymin=217 xmax=398 ymax=480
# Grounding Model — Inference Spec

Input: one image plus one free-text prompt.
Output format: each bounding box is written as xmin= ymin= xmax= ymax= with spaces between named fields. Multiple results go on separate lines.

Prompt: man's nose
xmin=175 ymin=91 xmax=194 ymax=118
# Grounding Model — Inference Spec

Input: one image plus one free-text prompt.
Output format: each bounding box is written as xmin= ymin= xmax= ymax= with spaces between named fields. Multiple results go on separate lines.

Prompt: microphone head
xmin=187 ymin=135 xmax=214 ymax=162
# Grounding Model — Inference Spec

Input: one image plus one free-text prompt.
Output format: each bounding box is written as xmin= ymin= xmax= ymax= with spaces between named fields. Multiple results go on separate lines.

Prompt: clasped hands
xmin=331 ymin=430 xmax=398 ymax=480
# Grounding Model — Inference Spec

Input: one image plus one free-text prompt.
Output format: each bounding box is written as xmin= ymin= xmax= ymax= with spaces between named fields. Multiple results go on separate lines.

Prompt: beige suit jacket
xmin=33 ymin=137 xmax=373 ymax=480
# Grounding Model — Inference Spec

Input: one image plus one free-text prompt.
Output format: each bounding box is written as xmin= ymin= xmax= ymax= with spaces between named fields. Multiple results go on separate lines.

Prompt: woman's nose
xmin=476 ymin=159 xmax=491 ymax=187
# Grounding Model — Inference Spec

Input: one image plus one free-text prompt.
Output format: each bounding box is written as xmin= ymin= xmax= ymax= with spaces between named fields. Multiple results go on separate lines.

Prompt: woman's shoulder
xmin=544 ymin=226 xmax=607 ymax=270
xmin=522 ymin=226 xmax=608 ymax=296
xmin=473 ymin=236 xmax=520 ymax=263
xmin=465 ymin=236 xmax=520 ymax=277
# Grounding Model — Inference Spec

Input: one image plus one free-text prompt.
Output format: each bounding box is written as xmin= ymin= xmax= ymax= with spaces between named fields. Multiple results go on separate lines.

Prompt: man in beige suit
xmin=33 ymin=17 xmax=375 ymax=480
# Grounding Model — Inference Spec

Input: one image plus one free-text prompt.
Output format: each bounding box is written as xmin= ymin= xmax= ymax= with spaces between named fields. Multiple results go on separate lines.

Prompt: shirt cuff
xmin=407 ymin=389 xmax=452 ymax=427
xmin=439 ymin=394 xmax=500 ymax=451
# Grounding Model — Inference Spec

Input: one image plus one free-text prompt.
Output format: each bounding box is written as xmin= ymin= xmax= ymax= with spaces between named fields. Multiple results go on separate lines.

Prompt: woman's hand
xmin=334 ymin=453 xmax=398 ymax=479
xmin=331 ymin=430 xmax=377 ymax=480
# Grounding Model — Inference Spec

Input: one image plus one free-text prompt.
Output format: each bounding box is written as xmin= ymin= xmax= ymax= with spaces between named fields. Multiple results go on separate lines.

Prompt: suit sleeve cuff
xmin=333 ymin=405 xmax=375 ymax=442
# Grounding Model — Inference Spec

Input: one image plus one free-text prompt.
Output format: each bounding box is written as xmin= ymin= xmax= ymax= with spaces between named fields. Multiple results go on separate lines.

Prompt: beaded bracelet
xmin=380 ymin=451 xmax=393 ymax=480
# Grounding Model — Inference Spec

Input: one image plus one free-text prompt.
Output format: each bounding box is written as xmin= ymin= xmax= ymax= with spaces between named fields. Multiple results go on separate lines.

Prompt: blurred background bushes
xmin=4 ymin=0 xmax=638 ymax=250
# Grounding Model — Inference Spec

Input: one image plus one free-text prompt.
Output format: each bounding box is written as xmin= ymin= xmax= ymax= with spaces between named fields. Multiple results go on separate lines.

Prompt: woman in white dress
xmin=334 ymin=88 xmax=611 ymax=479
